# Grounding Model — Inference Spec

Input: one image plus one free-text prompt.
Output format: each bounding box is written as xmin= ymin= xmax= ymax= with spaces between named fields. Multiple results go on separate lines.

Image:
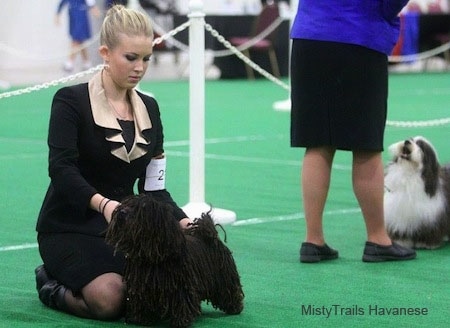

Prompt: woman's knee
xmin=92 ymin=290 xmax=125 ymax=320
xmin=83 ymin=273 xmax=126 ymax=320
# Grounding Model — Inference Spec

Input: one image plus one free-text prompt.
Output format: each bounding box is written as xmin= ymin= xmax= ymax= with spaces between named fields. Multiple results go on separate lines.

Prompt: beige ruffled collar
xmin=88 ymin=71 xmax=152 ymax=163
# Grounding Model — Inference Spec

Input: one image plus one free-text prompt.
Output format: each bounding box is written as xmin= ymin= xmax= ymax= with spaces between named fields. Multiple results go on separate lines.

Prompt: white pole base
xmin=273 ymin=98 xmax=291 ymax=112
xmin=182 ymin=202 xmax=237 ymax=225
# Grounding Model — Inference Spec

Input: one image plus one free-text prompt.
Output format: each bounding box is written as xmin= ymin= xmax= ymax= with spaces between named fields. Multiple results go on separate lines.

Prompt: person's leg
xmin=63 ymin=41 xmax=83 ymax=72
xmin=62 ymin=41 xmax=78 ymax=72
xmin=70 ymin=41 xmax=81 ymax=62
xmin=36 ymin=265 xmax=125 ymax=320
xmin=299 ymin=146 xmax=339 ymax=262
xmin=352 ymin=151 xmax=416 ymax=262
xmin=301 ymin=146 xmax=335 ymax=245
xmin=66 ymin=272 xmax=125 ymax=320
xmin=80 ymin=47 xmax=92 ymax=70
xmin=352 ymin=151 xmax=391 ymax=245
xmin=80 ymin=47 xmax=89 ymax=62
xmin=36 ymin=232 xmax=126 ymax=319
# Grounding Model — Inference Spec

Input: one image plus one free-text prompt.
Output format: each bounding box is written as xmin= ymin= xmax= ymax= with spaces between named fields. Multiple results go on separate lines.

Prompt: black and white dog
xmin=384 ymin=136 xmax=450 ymax=249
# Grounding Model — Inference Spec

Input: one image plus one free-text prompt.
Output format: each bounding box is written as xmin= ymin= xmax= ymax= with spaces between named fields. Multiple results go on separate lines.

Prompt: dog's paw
xmin=391 ymin=238 xmax=414 ymax=249
xmin=413 ymin=242 xmax=443 ymax=250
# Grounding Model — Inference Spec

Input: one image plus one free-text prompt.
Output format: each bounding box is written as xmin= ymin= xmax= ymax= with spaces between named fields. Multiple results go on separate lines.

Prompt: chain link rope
xmin=1 ymin=18 xmax=448 ymax=128
xmin=0 ymin=24 xmax=191 ymax=100
xmin=388 ymin=41 xmax=450 ymax=63
xmin=204 ymin=22 xmax=290 ymax=92
xmin=0 ymin=65 xmax=103 ymax=99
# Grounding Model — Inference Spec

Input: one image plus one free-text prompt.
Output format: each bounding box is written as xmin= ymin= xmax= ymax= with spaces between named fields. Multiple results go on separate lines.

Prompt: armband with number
xmin=144 ymin=157 xmax=166 ymax=191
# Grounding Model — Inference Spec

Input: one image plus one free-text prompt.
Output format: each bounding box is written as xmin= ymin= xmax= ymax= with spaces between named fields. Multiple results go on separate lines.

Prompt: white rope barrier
xmin=150 ymin=18 xmax=190 ymax=52
xmin=1 ymin=7 xmax=449 ymax=132
xmin=386 ymin=118 xmax=450 ymax=127
xmin=0 ymin=65 xmax=103 ymax=99
xmin=0 ymin=29 xmax=189 ymax=100
xmin=204 ymin=23 xmax=290 ymax=92
xmin=388 ymin=41 xmax=450 ymax=63
xmin=212 ymin=16 xmax=285 ymax=57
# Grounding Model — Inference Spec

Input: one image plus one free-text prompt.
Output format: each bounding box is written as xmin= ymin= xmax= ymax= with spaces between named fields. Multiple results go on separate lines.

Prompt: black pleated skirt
xmin=290 ymin=39 xmax=388 ymax=151
xmin=38 ymin=232 xmax=125 ymax=293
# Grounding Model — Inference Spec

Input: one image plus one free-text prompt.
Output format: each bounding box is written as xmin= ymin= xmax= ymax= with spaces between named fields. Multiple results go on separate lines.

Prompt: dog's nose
xmin=402 ymin=140 xmax=412 ymax=155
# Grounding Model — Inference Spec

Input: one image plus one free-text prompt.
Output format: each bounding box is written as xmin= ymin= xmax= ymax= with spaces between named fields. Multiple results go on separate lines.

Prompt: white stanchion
xmin=182 ymin=0 xmax=236 ymax=224
xmin=272 ymin=0 xmax=299 ymax=112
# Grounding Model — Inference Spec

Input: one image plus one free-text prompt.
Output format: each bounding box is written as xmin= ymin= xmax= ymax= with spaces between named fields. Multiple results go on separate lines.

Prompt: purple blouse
xmin=290 ymin=0 xmax=410 ymax=55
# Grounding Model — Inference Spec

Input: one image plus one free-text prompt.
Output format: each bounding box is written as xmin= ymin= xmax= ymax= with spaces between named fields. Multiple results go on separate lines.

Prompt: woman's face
xmin=102 ymin=33 xmax=153 ymax=90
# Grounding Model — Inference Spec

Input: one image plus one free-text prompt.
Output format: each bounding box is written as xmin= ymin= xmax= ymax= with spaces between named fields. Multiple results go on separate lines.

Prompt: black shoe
xmin=35 ymin=264 xmax=53 ymax=292
xmin=300 ymin=242 xmax=339 ymax=263
xmin=35 ymin=265 xmax=67 ymax=310
xmin=362 ymin=242 xmax=416 ymax=262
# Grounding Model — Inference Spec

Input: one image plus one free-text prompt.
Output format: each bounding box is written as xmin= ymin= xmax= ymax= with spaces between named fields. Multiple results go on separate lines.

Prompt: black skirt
xmin=38 ymin=232 xmax=126 ymax=293
xmin=290 ymin=39 xmax=388 ymax=151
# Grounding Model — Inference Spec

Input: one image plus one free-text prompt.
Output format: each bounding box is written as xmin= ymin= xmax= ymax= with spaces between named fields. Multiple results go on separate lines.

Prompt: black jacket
xmin=36 ymin=75 xmax=186 ymax=236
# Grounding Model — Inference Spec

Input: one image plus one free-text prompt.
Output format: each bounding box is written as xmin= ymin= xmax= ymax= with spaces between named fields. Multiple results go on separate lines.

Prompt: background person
xmin=55 ymin=0 xmax=101 ymax=72
xmin=290 ymin=0 xmax=417 ymax=263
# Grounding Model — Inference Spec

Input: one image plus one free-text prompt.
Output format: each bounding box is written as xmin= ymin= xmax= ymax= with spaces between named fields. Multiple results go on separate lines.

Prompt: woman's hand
xmin=102 ymin=199 xmax=121 ymax=223
xmin=179 ymin=218 xmax=194 ymax=229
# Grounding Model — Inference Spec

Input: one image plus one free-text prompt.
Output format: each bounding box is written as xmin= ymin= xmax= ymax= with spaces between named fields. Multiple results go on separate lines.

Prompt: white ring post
xmin=272 ymin=0 xmax=299 ymax=112
xmin=182 ymin=0 xmax=236 ymax=224
xmin=187 ymin=0 xmax=205 ymax=205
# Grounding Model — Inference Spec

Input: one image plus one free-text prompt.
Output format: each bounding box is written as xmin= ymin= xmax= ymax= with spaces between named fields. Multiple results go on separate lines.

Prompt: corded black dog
xmin=105 ymin=194 xmax=244 ymax=327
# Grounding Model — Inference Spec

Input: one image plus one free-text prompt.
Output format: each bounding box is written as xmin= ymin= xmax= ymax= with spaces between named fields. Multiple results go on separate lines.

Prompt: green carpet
xmin=0 ymin=73 xmax=449 ymax=327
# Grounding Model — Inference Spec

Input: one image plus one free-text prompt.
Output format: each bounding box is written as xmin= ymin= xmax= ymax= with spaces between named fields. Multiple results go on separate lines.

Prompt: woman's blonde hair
xmin=100 ymin=5 xmax=153 ymax=49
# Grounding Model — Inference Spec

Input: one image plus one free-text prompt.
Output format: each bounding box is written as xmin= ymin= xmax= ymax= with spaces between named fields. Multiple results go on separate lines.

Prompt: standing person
xmin=35 ymin=4 xmax=192 ymax=320
xmin=290 ymin=1 xmax=417 ymax=263
xmin=55 ymin=0 xmax=101 ymax=72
